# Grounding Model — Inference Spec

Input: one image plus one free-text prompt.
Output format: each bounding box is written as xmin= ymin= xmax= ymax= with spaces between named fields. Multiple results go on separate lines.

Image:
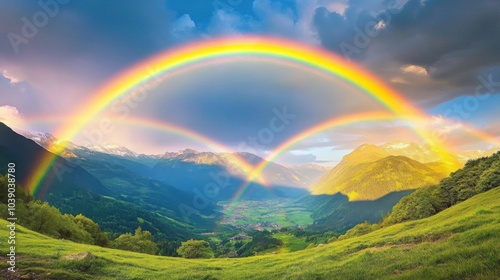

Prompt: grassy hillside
xmin=311 ymin=144 xmax=453 ymax=200
xmin=2 ymin=187 xmax=499 ymax=279
xmin=312 ymin=155 xmax=447 ymax=200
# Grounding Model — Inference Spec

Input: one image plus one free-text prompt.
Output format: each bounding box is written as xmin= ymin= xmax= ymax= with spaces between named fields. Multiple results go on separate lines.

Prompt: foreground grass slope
xmin=2 ymin=187 xmax=500 ymax=279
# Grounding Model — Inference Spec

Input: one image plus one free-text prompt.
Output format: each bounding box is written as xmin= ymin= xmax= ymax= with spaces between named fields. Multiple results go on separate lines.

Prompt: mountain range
xmin=17 ymin=129 xmax=326 ymax=190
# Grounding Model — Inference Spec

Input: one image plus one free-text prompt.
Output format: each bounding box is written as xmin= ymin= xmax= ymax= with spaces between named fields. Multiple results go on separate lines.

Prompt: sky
xmin=0 ymin=0 xmax=499 ymax=165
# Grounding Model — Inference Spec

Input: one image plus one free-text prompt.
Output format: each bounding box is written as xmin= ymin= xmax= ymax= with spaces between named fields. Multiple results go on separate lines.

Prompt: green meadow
xmin=2 ymin=187 xmax=500 ymax=279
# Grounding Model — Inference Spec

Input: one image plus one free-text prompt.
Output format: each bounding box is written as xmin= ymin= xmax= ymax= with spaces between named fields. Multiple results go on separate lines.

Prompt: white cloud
xmin=401 ymin=65 xmax=428 ymax=76
xmin=312 ymin=0 xmax=349 ymax=16
xmin=173 ymin=14 xmax=196 ymax=33
xmin=201 ymin=0 xmax=323 ymax=44
xmin=1 ymin=69 xmax=22 ymax=84
xmin=429 ymin=115 xmax=463 ymax=134
xmin=0 ymin=105 xmax=24 ymax=128
xmin=207 ymin=9 xmax=252 ymax=35
xmin=390 ymin=77 xmax=409 ymax=84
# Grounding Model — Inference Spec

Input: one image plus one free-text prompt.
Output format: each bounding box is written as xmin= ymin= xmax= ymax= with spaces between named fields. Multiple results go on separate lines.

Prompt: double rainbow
xmin=28 ymin=36 xmax=456 ymax=196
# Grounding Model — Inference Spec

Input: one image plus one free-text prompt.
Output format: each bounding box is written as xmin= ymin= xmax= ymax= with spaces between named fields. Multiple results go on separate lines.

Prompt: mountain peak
xmin=180 ymin=149 xmax=200 ymax=155
xmin=356 ymin=143 xmax=381 ymax=151
xmin=311 ymin=142 xmax=454 ymax=200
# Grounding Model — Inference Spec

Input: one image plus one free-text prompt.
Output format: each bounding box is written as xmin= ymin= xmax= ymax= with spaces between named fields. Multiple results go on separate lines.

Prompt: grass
xmin=1 ymin=187 xmax=500 ymax=279
xmin=273 ymin=233 xmax=310 ymax=253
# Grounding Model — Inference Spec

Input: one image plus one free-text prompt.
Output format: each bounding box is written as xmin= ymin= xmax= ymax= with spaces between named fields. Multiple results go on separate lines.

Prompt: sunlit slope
xmin=313 ymin=154 xmax=447 ymax=200
xmin=2 ymin=187 xmax=500 ymax=279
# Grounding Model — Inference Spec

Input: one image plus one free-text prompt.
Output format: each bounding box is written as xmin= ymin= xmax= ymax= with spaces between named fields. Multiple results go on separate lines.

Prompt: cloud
xmin=171 ymin=14 xmax=198 ymax=41
xmin=275 ymin=151 xmax=319 ymax=165
xmin=312 ymin=0 xmax=500 ymax=105
xmin=0 ymin=0 xmax=175 ymax=115
xmin=401 ymin=65 xmax=427 ymax=76
xmin=1 ymin=69 xmax=22 ymax=84
xmin=0 ymin=105 xmax=24 ymax=128
xmin=171 ymin=0 xmax=324 ymax=44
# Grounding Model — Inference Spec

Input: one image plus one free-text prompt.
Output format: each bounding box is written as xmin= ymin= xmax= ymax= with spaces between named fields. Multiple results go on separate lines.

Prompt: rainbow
xmin=27 ymin=36 xmax=448 ymax=196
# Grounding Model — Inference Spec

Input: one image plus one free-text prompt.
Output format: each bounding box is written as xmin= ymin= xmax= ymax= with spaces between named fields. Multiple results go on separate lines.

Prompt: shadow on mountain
xmin=300 ymin=190 xmax=414 ymax=232
xmin=0 ymin=123 xmax=108 ymax=197
xmin=151 ymin=160 xmax=308 ymax=201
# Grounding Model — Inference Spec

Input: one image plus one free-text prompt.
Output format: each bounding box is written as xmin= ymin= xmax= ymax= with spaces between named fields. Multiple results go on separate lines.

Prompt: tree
xmin=477 ymin=161 xmax=500 ymax=192
xmin=110 ymin=227 xmax=158 ymax=255
xmin=177 ymin=239 xmax=213 ymax=259
xmin=73 ymin=214 xmax=109 ymax=246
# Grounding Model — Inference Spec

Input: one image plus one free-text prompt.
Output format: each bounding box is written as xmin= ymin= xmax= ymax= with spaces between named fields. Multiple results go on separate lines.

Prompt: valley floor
xmin=2 ymin=187 xmax=500 ymax=280
xmin=218 ymin=198 xmax=313 ymax=231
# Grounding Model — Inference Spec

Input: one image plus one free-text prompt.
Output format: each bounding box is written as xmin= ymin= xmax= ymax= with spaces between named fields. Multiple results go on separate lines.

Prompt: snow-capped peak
xmin=84 ymin=144 xmax=139 ymax=158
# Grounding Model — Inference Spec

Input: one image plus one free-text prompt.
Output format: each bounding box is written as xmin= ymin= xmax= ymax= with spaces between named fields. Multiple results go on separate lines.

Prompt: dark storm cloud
xmin=0 ymin=1 xmax=174 ymax=98
xmin=313 ymin=0 xmax=500 ymax=103
xmin=376 ymin=0 xmax=500 ymax=83
xmin=0 ymin=0 xmax=173 ymax=59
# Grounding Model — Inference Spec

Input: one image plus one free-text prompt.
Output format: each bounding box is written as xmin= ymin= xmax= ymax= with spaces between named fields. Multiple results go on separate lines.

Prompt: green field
xmin=2 ymin=187 xmax=500 ymax=279
xmin=219 ymin=199 xmax=313 ymax=230
xmin=273 ymin=233 xmax=310 ymax=253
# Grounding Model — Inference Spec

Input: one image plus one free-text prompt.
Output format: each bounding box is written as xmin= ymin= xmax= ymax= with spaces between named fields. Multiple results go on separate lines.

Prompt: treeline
xmin=236 ymin=230 xmax=283 ymax=257
xmin=0 ymin=176 xmax=156 ymax=255
xmin=383 ymin=152 xmax=500 ymax=225
xmin=339 ymin=152 xmax=500 ymax=239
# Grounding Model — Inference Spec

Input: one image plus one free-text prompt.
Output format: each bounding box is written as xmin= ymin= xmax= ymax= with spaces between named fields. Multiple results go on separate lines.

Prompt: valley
xmin=218 ymin=198 xmax=313 ymax=231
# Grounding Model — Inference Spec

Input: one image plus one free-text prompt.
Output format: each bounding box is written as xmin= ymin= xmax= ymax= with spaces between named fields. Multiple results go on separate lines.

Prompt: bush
xmin=110 ymin=227 xmax=158 ymax=255
xmin=339 ymin=221 xmax=381 ymax=240
xmin=177 ymin=239 xmax=214 ymax=259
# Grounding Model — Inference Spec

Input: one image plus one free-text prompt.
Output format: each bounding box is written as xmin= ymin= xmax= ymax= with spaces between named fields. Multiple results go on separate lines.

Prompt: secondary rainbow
xmin=27 ymin=115 xmax=269 ymax=197
xmin=27 ymin=36 xmax=444 ymax=196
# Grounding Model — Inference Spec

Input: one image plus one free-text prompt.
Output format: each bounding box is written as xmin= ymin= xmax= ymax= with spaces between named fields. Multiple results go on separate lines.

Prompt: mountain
xmin=302 ymin=190 xmax=413 ymax=232
xmin=288 ymin=164 xmax=331 ymax=187
xmin=0 ymin=123 xmax=108 ymax=196
xmin=311 ymin=143 xmax=453 ymax=200
xmin=380 ymin=142 xmax=442 ymax=163
xmin=17 ymin=129 xmax=165 ymax=161
xmin=236 ymin=152 xmax=314 ymax=188
xmin=457 ymin=148 xmax=500 ymax=163
xmin=151 ymin=149 xmax=312 ymax=192
xmin=84 ymin=144 xmax=139 ymax=158
xmin=150 ymin=149 xmax=309 ymax=201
